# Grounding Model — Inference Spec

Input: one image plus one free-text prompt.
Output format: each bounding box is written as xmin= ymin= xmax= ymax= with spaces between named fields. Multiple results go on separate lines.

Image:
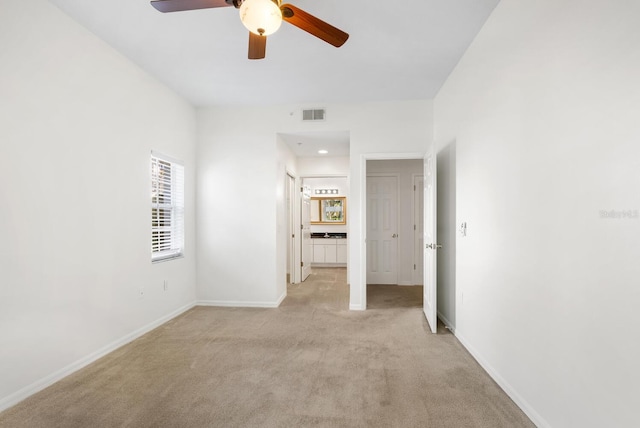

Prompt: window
xmin=151 ymin=152 xmax=184 ymax=262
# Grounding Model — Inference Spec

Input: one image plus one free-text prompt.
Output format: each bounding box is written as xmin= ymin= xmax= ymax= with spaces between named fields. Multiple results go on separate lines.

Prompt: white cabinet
xmin=312 ymin=238 xmax=347 ymax=265
xmin=312 ymin=240 xmax=327 ymax=263
xmin=336 ymin=240 xmax=347 ymax=263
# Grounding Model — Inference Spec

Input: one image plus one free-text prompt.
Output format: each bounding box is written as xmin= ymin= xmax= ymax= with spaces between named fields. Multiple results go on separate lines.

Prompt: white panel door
xmin=367 ymin=176 xmax=398 ymax=284
xmin=301 ymin=190 xmax=312 ymax=281
xmin=423 ymin=154 xmax=438 ymax=333
xmin=414 ymin=175 xmax=424 ymax=285
xmin=287 ymin=174 xmax=296 ymax=283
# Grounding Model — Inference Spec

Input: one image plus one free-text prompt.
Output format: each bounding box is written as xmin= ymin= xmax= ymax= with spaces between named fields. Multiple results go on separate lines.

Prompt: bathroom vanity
xmin=310 ymin=233 xmax=347 ymax=266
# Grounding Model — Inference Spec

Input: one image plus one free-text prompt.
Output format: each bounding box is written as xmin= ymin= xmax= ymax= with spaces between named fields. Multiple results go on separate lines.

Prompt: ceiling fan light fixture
xmin=239 ymin=0 xmax=282 ymax=36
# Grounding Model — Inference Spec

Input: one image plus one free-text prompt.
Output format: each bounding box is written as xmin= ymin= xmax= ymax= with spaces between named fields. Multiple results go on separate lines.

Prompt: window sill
xmin=152 ymin=253 xmax=184 ymax=264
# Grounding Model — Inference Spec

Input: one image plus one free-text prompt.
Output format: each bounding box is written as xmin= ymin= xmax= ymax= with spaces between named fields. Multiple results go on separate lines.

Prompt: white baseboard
xmin=0 ymin=301 xmax=196 ymax=413
xmin=349 ymin=303 xmax=365 ymax=311
xmin=310 ymin=263 xmax=347 ymax=268
xmin=454 ymin=331 xmax=550 ymax=428
xmin=274 ymin=291 xmax=286 ymax=307
xmin=197 ymin=298 xmax=283 ymax=308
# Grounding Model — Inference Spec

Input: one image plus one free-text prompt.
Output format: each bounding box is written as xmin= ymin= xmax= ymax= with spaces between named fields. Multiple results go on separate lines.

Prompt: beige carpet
xmin=0 ymin=268 xmax=534 ymax=427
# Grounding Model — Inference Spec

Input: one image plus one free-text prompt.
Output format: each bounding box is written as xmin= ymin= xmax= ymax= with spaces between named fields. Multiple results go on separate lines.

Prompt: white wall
xmin=434 ymin=0 xmax=640 ymax=426
xmin=0 ymin=0 xmax=197 ymax=411
xmin=367 ymin=160 xmax=423 ymax=285
xmin=196 ymin=101 xmax=433 ymax=309
xmin=196 ymin=107 xmax=280 ymax=307
xmin=277 ymin=138 xmax=298 ymax=298
xmin=297 ymin=156 xmax=350 ymax=177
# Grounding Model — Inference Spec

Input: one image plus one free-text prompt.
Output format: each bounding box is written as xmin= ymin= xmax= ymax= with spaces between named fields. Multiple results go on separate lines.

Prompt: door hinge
xmin=292 ymin=234 xmax=295 ymax=238
xmin=414 ymin=224 xmax=416 ymax=231
xmin=300 ymin=187 xmax=304 ymax=192
xmin=301 ymin=261 xmax=304 ymax=267
xmin=414 ymin=184 xmax=416 ymax=191
xmin=301 ymin=224 xmax=303 ymax=230
xmin=414 ymin=264 xmax=416 ymax=270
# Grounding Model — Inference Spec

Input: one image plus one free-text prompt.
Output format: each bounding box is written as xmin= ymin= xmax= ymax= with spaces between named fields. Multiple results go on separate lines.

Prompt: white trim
xmin=293 ymin=176 xmax=302 ymax=284
xmin=356 ymin=153 xmax=426 ymax=311
xmin=357 ymin=155 xmax=368 ymax=310
xmin=286 ymin=172 xmax=297 ymax=285
xmin=299 ymin=173 xmax=348 ymax=178
xmin=364 ymin=152 xmax=425 ymax=161
xmin=0 ymin=301 xmax=196 ymax=413
xmin=454 ymin=332 xmax=550 ymax=428
xmin=311 ymin=263 xmax=347 ymax=268
xmin=274 ymin=291 xmax=286 ymax=307
xmin=197 ymin=296 xmax=285 ymax=309
xmin=411 ymin=173 xmax=425 ymax=286
xmin=398 ymin=281 xmax=415 ymax=286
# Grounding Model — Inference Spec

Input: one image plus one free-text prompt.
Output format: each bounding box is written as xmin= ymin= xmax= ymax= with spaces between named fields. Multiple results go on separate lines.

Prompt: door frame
xmin=287 ymin=172 xmax=297 ymax=284
xmin=359 ymin=152 xmax=426 ymax=310
xmin=296 ymin=174 xmax=350 ymax=283
xmin=412 ymin=173 xmax=425 ymax=286
xmin=291 ymin=175 xmax=302 ymax=284
xmin=300 ymin=184 xmax=312 ymax=281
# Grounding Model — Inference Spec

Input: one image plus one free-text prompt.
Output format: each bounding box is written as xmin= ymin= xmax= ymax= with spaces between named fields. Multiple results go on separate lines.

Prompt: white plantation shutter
xmin=151 ymin=152 xmax=184 ymax=262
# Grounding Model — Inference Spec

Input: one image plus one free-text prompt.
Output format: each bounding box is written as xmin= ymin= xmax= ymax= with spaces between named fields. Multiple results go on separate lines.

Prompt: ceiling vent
xmin=302 ymin=108 xmax=326 ymax=121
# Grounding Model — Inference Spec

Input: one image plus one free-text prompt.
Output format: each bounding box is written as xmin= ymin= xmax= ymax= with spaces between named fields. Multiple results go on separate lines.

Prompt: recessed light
xmin=318 ymin=149 xmax=328 ymax=154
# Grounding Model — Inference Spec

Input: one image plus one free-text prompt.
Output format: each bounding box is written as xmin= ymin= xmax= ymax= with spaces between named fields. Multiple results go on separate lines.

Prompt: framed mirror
xmin=311 ymin=197 xmax=347 ymax=225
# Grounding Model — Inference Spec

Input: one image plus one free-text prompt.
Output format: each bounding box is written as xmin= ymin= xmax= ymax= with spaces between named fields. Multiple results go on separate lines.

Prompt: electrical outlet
xmin=163 ymin=280 xmax=168 ymax=291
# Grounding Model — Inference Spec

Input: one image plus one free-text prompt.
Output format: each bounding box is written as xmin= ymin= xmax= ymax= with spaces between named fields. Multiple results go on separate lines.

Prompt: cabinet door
xmin=336 ymin=242 xmax=348 ymax=263
xmin=325 ymin=244 xmax=337 ymax=263
xmin=313 ymin=244 xmax=325 ymax=263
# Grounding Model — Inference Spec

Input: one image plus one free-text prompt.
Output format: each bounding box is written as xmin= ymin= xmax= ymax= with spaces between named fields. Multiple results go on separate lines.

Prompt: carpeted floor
xmin=0 ymin=268 xmax=534 ymax=427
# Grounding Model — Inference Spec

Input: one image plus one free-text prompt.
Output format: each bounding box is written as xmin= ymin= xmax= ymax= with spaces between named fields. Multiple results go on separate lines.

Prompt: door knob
xmin=392 ymin=234 xmax=398 ymax=238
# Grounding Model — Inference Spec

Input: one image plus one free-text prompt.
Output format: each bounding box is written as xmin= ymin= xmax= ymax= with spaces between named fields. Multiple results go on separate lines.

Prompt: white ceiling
xmin=47 ymin=0 xmax=499 ymax=108
xmin=280 ymin=131 xmax=350 ymax=158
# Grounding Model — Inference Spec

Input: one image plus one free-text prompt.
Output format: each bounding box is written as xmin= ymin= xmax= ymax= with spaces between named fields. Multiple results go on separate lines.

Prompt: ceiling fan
xmin=150 ymin=0 xmax=349 ymax=60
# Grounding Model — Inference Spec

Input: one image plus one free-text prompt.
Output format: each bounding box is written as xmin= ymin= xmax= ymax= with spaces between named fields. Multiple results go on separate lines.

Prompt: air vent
xmin=302 ymin=108 xmax=326 ymax=121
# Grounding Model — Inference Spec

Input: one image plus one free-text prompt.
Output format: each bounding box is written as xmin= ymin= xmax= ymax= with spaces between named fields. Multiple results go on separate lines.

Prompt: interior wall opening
xmin=365 ymin=158 xmax=424 ymax=309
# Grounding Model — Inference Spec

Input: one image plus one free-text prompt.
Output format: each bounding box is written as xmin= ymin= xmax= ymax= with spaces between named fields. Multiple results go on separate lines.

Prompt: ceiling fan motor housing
xmin=226 ymin=0 xmax=282 ymax=8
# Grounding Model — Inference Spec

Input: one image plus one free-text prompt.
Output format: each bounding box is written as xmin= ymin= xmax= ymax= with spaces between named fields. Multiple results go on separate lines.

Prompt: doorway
xmin=366 ymin=160 xmax=424 ymax=287
xmin=362 ymin=154 xmax=439 ymax=333
xmin=300 ymin=176 xmax=349 ymax=281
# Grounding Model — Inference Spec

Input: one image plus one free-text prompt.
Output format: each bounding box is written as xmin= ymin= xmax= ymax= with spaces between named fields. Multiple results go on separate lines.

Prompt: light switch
xmin=459 ymin=222 xmax=467 ymax=237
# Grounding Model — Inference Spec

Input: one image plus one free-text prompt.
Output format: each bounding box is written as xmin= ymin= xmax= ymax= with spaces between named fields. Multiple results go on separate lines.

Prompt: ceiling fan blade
xmin=248 ymin=32 xmax=267 ymax=60
xmin=151 ymin=0 xmax=232 ymax=13
xmin=280 ymin=4 xmax=349 ymax=47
